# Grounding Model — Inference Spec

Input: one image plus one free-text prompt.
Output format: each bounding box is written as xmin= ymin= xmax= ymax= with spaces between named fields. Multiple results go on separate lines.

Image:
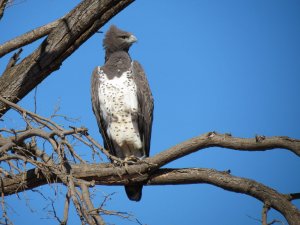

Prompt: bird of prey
xmin=91 ymin=25 xmax=154 ymax=201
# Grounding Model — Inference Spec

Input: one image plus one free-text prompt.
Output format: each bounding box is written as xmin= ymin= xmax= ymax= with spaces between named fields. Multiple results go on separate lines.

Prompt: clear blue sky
xmin=1 ymin=0 xmax=300 ymax=224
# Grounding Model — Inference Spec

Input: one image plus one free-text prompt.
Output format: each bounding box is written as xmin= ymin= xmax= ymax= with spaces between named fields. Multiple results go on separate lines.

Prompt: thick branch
xmin=0 ymin=99 xmax=299 ymax=224
xmin=147 ymin=169 xmax=300 ymax=225
xmin=1 ymin=130 xmax=299 ymax=223
xmin=1 ymin=132 xmax=300 ymax=192
xmin=149 ymin=132 xmax=300 ymax=168
xmin=3 ymin=48 xmax=23 ymax=72
xmin=1 ymin=166 xmax=300 ymax=225
xmin=0 ymin=20 xmax=60 ymax=58
xmin=0 ymin=0 xmax=134 ymax=117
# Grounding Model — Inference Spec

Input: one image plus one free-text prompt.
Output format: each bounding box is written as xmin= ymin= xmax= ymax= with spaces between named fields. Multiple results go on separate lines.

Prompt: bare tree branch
xmin=147 ymin=132 xmax=300 ymax=167
xmin=0 ymin=20 xmax=59 ymax=58
xmin=0 ymin=97 xmax=299 ymax=224
xmin=61 ymin=190 xmax=70 ymax=225
xmin=262 ymin=203 xmax=271 ymax=225
xmin=248 ymin=203 xmax=285 ymax=225
xmin=141 ymin=168 xmax=300 ymax=225
xmin=80 ymin=184 xmax=105 ymax=225
xmin=3 ymin=48 xmax=22 ymax=72
xmin=0 ymin=0 xmax=8 ymax=20
xmin=0 ymin=0 xmax=134 ymax=117
xmin=1 ymin=167 xmax=300 ymax=224
xmin=1 ymin=0 xmax=299 ymax=220
xmin=1 ymin=180 xmax=12 ymax=225
xmin=1 ymin=128 xmax=300 ymax=194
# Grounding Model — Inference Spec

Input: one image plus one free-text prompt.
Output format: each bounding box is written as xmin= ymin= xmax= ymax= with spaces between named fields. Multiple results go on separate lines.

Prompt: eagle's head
xmin=103 ymin=25 xmax=137 ymax=53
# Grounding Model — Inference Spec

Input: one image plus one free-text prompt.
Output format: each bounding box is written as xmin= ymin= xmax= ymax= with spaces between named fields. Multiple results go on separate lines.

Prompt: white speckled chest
xmin=97 ymin=66 xmax=142 ymax=158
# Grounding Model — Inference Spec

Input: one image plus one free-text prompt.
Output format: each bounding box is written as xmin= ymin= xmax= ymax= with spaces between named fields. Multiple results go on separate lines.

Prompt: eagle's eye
xmin=119 ymin=35 xmax=128 ymax=39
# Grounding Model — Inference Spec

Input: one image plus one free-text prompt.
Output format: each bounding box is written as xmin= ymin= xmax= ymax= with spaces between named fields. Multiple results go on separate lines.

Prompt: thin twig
xmin=0 ymin=0 xmax=8 ymax=20
xmin=61 ymin=190 xmax=70 ymax=225
xmin=262 ymin=203 xmax=270 ymax=225
xmin=286 ymin=193 xmax=300 ymax=201
xmin=3 ymin=48 xmax=22 ymax=73
xmin=80 ymin=184 xmax=105 ymax=225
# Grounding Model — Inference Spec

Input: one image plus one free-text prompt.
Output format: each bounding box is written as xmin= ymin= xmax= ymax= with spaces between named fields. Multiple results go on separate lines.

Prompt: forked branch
xmin=0 ymin=96 xmax=299 ymax=224
xmin=0 ymin=0 xmax=134 ymax=117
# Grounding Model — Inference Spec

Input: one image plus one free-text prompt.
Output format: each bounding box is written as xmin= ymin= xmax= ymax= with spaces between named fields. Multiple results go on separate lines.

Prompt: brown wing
xmin=91 ymin=67 xmax=116 ymax=157
xmin=132 ymin=61 xmax=154 ymax=157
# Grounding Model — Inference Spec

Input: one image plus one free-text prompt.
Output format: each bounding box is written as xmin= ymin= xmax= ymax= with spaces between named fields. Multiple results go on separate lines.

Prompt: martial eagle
xmin=91 ymin=25 xmax=154 ymax=201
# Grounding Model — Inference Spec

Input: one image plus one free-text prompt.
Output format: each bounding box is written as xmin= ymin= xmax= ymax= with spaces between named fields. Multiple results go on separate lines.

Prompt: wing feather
xmin=132 ymin=61 xmax=154 ymax=157
xmin=91 ymin=67 xmax=116 ymax=157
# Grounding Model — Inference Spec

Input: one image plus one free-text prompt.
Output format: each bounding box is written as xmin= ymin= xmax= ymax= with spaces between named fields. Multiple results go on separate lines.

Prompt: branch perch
xmin=0 ymin=96 xmax=299 ymax=224
xmin=1 ymin=166 xmax=300 ymax=225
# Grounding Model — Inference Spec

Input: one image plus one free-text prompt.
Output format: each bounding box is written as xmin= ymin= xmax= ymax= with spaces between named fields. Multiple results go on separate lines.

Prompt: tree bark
xmin=0 ymin=1 xmax=299 ymax=224
xmin=1 ymin=165 xmax=300 ymax=225
xmin=0 ymin=0 xmax=8 ymax=20
xmin=0 ymin=20 xmax=60 ymax=57
xmin=0 ymin=0 xmax=134 ymax=117
xmin=0 ymin=98 xmax=299 ymax=225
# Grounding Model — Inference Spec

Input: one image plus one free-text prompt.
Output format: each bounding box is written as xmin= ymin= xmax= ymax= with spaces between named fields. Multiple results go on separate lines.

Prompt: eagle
xmin=91 ymin=25 xmax=154 ymax=201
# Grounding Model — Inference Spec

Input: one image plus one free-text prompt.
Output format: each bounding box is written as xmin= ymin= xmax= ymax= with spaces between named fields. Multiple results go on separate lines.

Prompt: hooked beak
xmin=128 ymin=34 xmax=138 ymax=43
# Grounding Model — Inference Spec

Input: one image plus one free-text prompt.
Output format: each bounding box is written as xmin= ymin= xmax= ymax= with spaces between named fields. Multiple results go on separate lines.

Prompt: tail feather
xmin=125 ymin=185 xmax=143 ymax=201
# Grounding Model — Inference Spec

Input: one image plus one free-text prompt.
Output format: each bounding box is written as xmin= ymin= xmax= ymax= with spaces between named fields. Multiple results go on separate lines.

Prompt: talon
xmin=122 ymin=156 xmax=143 ymax=164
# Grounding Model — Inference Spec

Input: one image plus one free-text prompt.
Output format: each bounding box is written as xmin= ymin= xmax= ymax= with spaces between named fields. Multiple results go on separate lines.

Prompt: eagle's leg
xmin=111 ymin=154 xmax=145 ymax=167
xmin=120 ymin=141 xmax=144 ymax=164
xmin=124 ymin=155 xmax=142 ymax=164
